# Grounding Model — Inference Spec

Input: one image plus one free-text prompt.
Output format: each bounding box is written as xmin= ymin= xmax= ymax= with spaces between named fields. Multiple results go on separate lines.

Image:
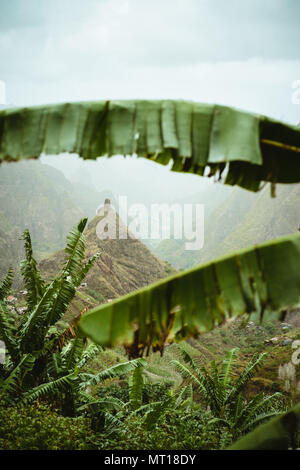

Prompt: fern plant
xmin=0 ymin=267 xmax=14 ymax=301
xmin=82 ymin=364 xmax=196 ymax=434
xmin=172 ymin=347 xmax=283 ymax=441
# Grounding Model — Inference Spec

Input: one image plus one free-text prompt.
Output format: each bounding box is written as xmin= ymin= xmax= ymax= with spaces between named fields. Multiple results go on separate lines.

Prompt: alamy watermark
xmin=0 ymin=340 xmax=5 ymax=364
xmin=292 ymin=339 xmax=300 ymax=365
xmin=278 ymin=340 xmax=300 ymax=393
xmin=95 ymin=197 xmax=204 ymax=251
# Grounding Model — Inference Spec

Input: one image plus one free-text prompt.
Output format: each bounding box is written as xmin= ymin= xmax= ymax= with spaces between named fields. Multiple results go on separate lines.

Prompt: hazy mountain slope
xmin=219 ymin=184 xmax=300 ymax=255
xmin=154 ymin=183 xmax=300 ymax=269
xmin=0 ymin=160 xmax=108 ymax=283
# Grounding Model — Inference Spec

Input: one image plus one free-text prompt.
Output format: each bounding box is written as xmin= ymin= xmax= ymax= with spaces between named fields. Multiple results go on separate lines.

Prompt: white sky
xmin=0 ymin=80 xmax=5 ymax=104
xmin=0 ymin=0 xmax=299 ymax=123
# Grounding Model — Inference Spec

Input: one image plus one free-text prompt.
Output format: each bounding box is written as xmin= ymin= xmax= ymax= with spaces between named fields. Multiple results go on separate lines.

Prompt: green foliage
xmin=0 ymin=267 xmax=14 ymax=301
xmin=20 ymin=230 xmax=45 ymax=311
xmin=129 ymin=366 xmax=144 ymax=410
xmin=172 ymin=348 xmax=283 ymax=441
xmin=96 ymin=408 xmax=220 ymax=450
xmin=1 ymin=100 xmax=300 ymax=191
xmin=86 ymin=288 xmax=105 ymax=303
xmin=0 ymin=405 xmax=96 ymax=450
xmin=229 ymin=403 xmax=300 ymax=450
xmin=0 ymin=219 xmax=101 ymax=410
xmin=79 ymin=233 xmax=300 ymax=355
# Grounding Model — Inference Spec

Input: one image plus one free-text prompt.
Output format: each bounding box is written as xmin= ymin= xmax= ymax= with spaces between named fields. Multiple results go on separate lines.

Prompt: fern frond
xmin=62 ymin=336 xmax=85 ymax=373
xmin=77 ymin=343 xmax=101 ymax=369
xmin=104 ymin=411 xmax=124 ymax=432
xmin=81 ymin=358 xmax=147 ymax=387
xmin=143 ymin=396 xmax=174 ymax=430
xmin=20 ymin=230 xmax=45 ymax=310
xmin=0 ymin=301 xmax=19 ymax=362
xmin=0 ymin=268 xmax=14 ymax=301
xmin=76 ymin=252 xmax=101 ymax=286
xmin=241 ymin=410 xmax=283 ymax=433
xmin=63 ymin=218 xmax=88 ymax=282
xmin=19 ymin=281 xmax=57 ymax=351
xmin=46 ymin=352 xmax=62 ymax=379
xmin=129 ymin=365 xmax=144 ymax=410
xmin=77 ymin=397 xmax=124 ymax=414
xmin=0 ymin=354 xmax=35 ymax=402
xmin=22 ymin=373 xmax=77 ymax=403
xmin=178 ymin=347 xmax=203 ymax=376
xmin=171 ymin=360 xmax=205 ymax=393
xmin=175 ymin=383 xmax=194 ymax=410
xmin=226 ymin=353 xmax=267 ymax=403
xmin=46 ymin=275 xmax=76 ymax=326
xmin=208 ymin=417 xmax=231 ymax=428
xmin=220 ymin=348 xmax=239 ymax=389
xmin=237 ymin=392 xmax=282 ymax=428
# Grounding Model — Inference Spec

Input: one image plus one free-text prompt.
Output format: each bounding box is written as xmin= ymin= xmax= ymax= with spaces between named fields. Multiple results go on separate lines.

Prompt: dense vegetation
xmin=0 ymin=222 xmax=299 ymax=450
xmin=0 ymin=100 xmax=300 ymax=450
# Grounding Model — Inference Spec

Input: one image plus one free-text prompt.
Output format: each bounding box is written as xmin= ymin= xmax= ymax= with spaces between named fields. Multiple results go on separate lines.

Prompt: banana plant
xmin=0 ymin=219 xmax=101 ymax=409
xmin=22 ymin=355 xmax=147 ymax=417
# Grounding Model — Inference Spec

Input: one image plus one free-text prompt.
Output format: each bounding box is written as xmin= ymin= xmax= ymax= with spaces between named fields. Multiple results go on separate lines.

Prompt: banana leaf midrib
xmin=80 ymin=231 xmax=300 ymax=310
xmin=1 ymin=99 xmax=300 ymax=192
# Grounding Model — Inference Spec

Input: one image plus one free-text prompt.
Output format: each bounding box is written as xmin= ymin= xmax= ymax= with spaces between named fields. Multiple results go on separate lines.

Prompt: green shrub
xmin=96 ymin=409 xmax=220 ymax=450
xmin=86 ymin=288 xmax=105 ymax=303
xmin=94 ymin=382 xmax=171 ymax=405
xmin=0 ymin=405 xmax=96 ymax=450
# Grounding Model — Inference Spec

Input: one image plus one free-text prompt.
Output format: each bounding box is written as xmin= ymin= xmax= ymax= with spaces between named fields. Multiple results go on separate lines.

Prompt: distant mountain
xmin=39 ymin=204 xmax=174 ymax=317
xmin=154 ymin=183 xmax=300 ymax=269
xmin=0 ymin=160 xmax=114 ymax=284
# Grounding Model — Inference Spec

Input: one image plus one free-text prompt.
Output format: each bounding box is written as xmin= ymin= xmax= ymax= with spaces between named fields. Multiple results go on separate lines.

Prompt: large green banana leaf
xmin=229 ymin=403 xmax=300 ymax=450
xmin=79 ymin=233 xmax=300 ymax=357
xmin=0 ymin=100 xmax=300 ymax=191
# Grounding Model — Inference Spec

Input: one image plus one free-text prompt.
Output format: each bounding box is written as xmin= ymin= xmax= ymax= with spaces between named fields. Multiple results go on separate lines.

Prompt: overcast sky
xmin=0 ymin=0 xmax=299 ymax=123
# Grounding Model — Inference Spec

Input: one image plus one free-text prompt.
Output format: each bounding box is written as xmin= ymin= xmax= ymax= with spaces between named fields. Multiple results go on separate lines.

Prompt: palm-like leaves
xmin=226 ymin=352 xmax=268 ymax=404
xmin=22 ymin=373 xmax=78 ymax=404
xmin=0 ymin=354 xmax=35 ymax=404
xmin=80 ymin=358 xmax=147 ymax=388
xmin=0 ymin=267 xmax=14 ymax=301
xmin=129 ymin=365 xmax=144 ymax=410
xmin=20 ymin=230 xmax=45 ymax=310
xmin=0 ymin=219 xmax=101 ymax=411
xmin=172 ymin=348 xmax=282 ymax=438
xmin=229 ymin=403 xmax=300 ymax=450
xmin=0 ymin=302 xmax=19 ymax=362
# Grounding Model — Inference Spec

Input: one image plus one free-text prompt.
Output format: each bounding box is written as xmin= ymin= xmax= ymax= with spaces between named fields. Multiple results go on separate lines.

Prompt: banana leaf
xmin=229 ymin=403 xmax=300 ymax=450
xmin=0 ymin=100 xmax=300 ymax=191
xmin=78 ymin=233 xmax=300 ymax=357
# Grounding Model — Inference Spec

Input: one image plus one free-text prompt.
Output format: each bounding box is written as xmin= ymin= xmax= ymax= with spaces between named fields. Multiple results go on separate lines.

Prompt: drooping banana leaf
xmin=0 ymin=100 xmax=300 ymax=191
xmin=78 ymin=233 xmax=300 ymax=357
xmin=228 ymin=403 xmax=300 ymax=450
